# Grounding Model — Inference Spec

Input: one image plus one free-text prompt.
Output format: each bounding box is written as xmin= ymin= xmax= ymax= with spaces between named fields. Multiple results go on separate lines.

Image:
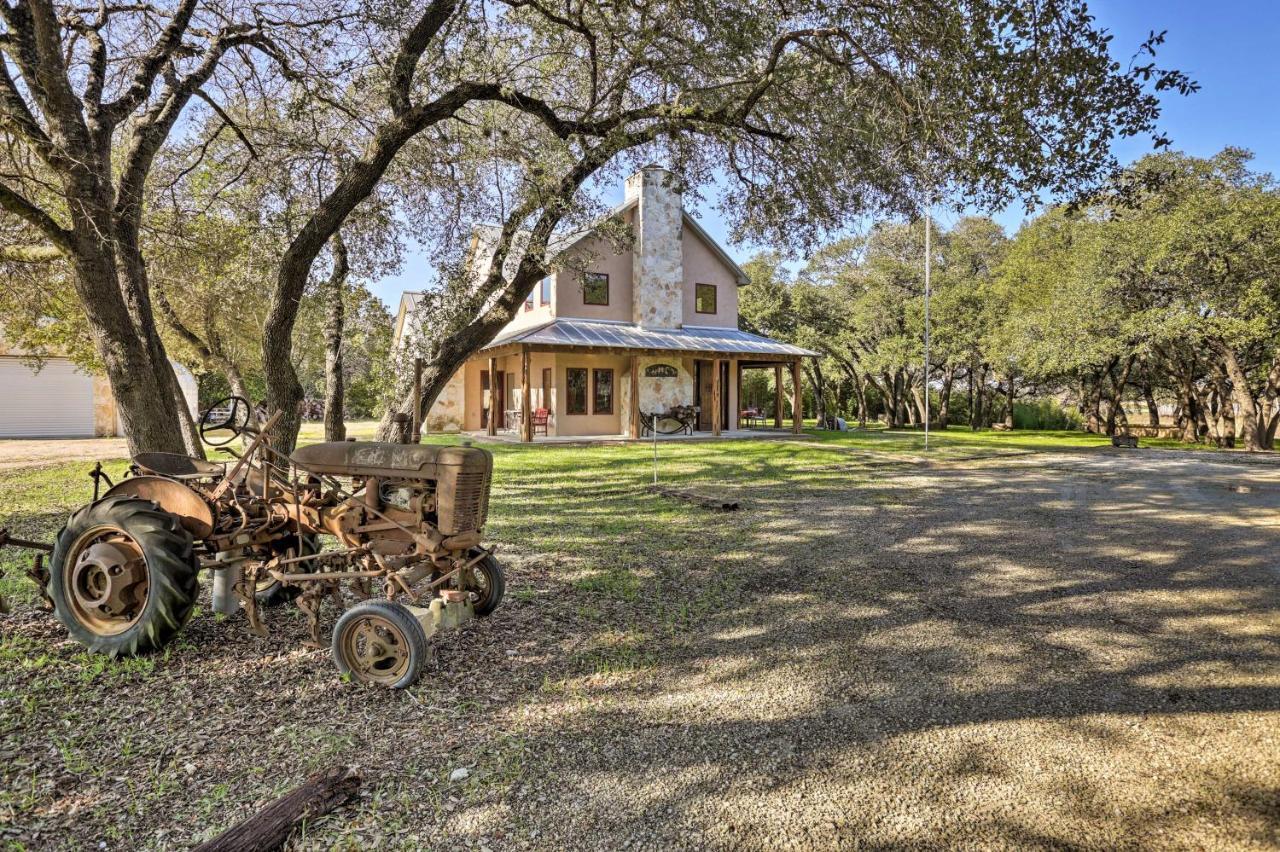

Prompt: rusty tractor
xmin=0 ymin=397 xmax=503 ymax=688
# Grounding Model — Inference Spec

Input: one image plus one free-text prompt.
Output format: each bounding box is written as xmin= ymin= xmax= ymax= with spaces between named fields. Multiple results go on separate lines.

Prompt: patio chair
xmin=531 ymin=408 xmax=550 ymax=436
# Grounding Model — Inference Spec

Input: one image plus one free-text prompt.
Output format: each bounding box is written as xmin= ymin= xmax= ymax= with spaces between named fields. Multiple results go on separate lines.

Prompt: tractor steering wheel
xmin=199 ymin=396 xmax=252 ymax=446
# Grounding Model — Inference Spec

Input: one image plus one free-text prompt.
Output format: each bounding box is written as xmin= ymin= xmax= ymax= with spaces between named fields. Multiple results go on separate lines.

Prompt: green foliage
xmin=1013 ymin=399 xmax=1084 ymax=431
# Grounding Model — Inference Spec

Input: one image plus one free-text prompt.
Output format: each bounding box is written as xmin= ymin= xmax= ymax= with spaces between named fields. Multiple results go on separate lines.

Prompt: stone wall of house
xmin=426 ymin=369 xmax=465 ymax=433
xmin=626 ymin=167 xmax=684 ymax=329
xmin=636 ymin=356 xmax=694 ymax=415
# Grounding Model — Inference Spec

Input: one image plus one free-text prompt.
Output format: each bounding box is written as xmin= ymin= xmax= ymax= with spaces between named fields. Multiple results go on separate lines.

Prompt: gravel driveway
xmin=2 ymin=448 xmax=1277 ymax=849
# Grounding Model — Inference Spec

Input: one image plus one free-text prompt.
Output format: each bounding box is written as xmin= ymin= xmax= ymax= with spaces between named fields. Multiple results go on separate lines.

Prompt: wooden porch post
xmin=791 ymin=358 xmax=803 ymax=434
xmin=410 ymin=358 xmax=423 ymax=442
xmin=486 ymin=356 xmax=498 ymax=436
xmin=735 ymin=360 xmax=742 ymax=430
xmin=712 ymin=358 xmax=722 ymax=436
xmin=774 ymin=363 xmax=784 ymax=428
xmin=520 ymin=345 xmax=532 ymax=443
xmin=629 ymin=356 xmax=640 ymax=438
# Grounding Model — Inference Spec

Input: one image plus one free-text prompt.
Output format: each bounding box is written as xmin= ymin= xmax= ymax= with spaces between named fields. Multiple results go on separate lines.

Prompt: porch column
xmin=712 ymin=358 xmax=722 ymax=436
xmin=735 ymin=360 xmax=742 ymax=430
xmin=487 ymin=356 xmax=498 ymax=436
xmin=520 ymin=345 xmax=532 ymax=443
xmin=791 ymin=358 xmax=803 ymax=434
xmin=629 ymin=355 xmax=640 ymax=438
xmin=774 ymin=363 xmax=784 ymax=428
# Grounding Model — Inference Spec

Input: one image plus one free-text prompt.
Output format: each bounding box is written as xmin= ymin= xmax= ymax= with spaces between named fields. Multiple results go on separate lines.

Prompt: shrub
xmin=1012 ymin=398 xmax=1082 ymax=430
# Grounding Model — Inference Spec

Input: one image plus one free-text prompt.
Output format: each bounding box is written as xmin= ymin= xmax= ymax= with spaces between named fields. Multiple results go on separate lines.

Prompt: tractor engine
xmin=289 ymin=441 xmax=493 ymax=556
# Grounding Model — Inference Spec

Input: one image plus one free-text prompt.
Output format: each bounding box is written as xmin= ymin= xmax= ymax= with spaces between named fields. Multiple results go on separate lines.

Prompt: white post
xmin=923 ymin=208 xmax=931 ymax=451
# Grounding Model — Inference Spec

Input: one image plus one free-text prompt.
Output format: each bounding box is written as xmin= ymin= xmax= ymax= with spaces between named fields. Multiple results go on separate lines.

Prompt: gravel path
xmin=1 ymin=449 xmax=1277 ymax=849
xmin=0 ymin=437 xmax=128 ymax=471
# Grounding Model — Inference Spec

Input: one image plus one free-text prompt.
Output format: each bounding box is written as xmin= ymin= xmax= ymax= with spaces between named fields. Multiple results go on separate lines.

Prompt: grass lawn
xmin=0 ymin=424 xmax=1211 ymax=607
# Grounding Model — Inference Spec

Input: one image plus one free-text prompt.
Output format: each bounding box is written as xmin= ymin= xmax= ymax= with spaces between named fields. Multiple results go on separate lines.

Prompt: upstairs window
xmin=582 ymin=272 xmax=609 ymax=306
xmin=540 ymin=276 xmax=552 ymax=305
xmin=524 ymin=291 xmax=534 ymax=311
xmin=695 ymin=282 xmax=717 ymax=314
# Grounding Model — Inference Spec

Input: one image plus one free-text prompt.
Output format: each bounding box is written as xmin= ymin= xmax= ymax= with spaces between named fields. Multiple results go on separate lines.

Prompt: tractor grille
xmin=439 ymin=469 xmax=491 ymax=535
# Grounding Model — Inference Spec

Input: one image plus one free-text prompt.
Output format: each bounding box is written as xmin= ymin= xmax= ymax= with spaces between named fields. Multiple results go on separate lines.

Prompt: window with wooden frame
xmin=566 ymin=368 xmax=588 ymax=414
xmin=695 ymin=282 xmax=717 ymax=314
xmin=592 ymin=369 xmax=614 ymax=415
xmin=540 ymin=277 xmax=552 ymax=305
xmin=524 ymin=291 xmax=534 ymax=311
xmin=582 ymin=272 xmax=609 ymax=306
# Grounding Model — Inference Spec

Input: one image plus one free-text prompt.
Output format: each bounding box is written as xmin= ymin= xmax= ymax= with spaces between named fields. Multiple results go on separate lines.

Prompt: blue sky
xmin=367 ymin=1 xmax=1280 ymax=309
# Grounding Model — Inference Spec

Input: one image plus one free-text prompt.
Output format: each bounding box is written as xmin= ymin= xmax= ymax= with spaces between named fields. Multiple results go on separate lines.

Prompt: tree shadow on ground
xmin=478 ymin=448 xmax=1280 ymax=848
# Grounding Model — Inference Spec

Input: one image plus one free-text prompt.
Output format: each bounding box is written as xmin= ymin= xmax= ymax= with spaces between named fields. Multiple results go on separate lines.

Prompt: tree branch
xmin=0 ymin=179 xmax=73 ymax=252
xmin=100 ymin=0 xmax=198 ymax=124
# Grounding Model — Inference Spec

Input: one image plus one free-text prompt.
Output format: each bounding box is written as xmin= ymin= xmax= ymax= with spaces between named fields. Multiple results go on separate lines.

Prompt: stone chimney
xmin=625 ymin=166 xmax=684 ymax=329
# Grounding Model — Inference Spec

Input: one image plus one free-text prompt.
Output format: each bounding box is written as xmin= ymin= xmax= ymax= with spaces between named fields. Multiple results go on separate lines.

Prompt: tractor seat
xmin=132 ymin=452 xmax=226 ymax=479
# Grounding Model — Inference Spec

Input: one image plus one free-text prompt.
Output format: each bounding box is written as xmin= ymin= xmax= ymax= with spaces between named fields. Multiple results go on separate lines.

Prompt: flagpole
xmin=923 ymin=207 xmax=931 ymax=451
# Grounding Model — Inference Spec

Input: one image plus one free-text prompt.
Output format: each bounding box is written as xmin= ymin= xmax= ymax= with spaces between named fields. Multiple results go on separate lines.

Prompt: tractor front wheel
xmin=464 ymin=550 xmax=505 ymax=617
xmin=331 ymin=600 xmax=427 ymax=688
xmin=49 ymin=497 xmax=199 ymax=656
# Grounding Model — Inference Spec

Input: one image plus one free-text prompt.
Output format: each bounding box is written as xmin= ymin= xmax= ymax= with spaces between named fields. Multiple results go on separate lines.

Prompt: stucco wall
xmin=425 ymin=368 xmax=465 ymax=433
xmin=552 ymin=352 xmax=628 ymax=436
xmin=682 ymin=226 xmax=740 ymax=329
xmin=554 ymin=230 xmax=634 ymax=323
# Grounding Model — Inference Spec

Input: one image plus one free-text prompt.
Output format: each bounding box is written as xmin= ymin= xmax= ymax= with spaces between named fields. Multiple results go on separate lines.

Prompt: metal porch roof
xmin=481 ymin=318 xmax=818 ymax=357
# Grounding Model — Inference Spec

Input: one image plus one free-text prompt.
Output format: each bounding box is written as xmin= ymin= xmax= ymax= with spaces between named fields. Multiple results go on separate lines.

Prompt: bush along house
xmin=394 ymin=166 xmax=817 ymax=441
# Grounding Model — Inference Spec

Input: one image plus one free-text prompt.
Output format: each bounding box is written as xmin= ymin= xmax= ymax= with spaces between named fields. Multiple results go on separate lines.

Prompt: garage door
xmin=0 ymin=356 xmax=97 ymax=437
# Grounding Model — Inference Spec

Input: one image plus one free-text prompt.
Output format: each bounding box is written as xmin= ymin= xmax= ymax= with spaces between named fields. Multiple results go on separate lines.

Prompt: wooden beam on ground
xmin=193 ymin=767 xmax=360 ymax=852
xmin=791 ymin=359 xmax=803 ymax=434
xmin=774 ymin=363 xmax=784 ymax=428
xmin=487 ymin=356 xmax=498 ymax=436
xmin=649 ymin=485 xmax=739 ymax=511
xmin=712 ymin=358 xmax=722 ymax=436
xmin=520 ymin=345 xmax=532 ymax=443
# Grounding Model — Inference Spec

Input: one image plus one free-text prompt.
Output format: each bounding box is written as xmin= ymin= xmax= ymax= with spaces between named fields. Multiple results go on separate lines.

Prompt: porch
xmin=466 ymin=426 xmax=804 ymax=445
xmin=430 ymin=318 xmax=817 ymax=443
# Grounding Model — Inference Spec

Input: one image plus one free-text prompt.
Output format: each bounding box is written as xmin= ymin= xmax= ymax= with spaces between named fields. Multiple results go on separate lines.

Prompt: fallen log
xmin=193 ymin=766 xmax=360 ymax=852
xmin=649 ymin=485 xmax=739 ymax=511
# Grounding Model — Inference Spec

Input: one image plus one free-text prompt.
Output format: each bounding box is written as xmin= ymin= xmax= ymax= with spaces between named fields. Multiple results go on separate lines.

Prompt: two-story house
xmin=394 ymin=166 xmax=815 ymax=441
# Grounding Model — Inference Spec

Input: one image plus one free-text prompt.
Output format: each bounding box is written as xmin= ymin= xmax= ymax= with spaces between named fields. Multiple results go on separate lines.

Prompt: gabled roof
xmin=471 ymin=197 xmax=751 ymax=286
xmin=482 ymin=317 xmax=817 ymax=357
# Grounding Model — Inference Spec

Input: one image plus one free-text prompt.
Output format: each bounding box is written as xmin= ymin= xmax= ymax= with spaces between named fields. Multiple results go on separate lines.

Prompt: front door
xmin=694 ymin=360 xmax=731 ymax=431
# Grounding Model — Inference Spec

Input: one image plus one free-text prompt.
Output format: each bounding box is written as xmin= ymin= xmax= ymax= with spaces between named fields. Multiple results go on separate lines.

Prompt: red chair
xmin=531 ymin=408 xmax=550 ymax=436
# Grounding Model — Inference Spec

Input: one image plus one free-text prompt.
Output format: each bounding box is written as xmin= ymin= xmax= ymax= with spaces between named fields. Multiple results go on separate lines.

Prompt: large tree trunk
xmin=910 ymin=382 xmax=927 ymax=429
xmin=1104 ymin=354 xmax=1136 ymax=436
xmin=1003 ymin=372 xmax=1015 ymax=429
xmin=805 ymin=360 xmax=828 ymax=427
xmin=1142 ymin=383 xmax=1161 ymax=428
xmin=1213 ymin=341 xmax=1261 ymax=450
xmin=972 ymin=363 xmax=990 ymax=430
xmin=67 ymin=218 xmax=193 ymax=456
xmin=936 ymin=364 xmax=955 ymax=430
xmin=852 ymin=371 xmax=868 ymax=428
xmin=323 ymin=234 xmax=349 ymax=442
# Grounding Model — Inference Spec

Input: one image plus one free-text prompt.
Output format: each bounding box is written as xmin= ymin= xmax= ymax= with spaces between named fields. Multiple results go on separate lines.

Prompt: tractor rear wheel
xmin=331 ymin=600 xmax=427 ymax=688
xmin=49 ymin=496 xmax=199 ymax=656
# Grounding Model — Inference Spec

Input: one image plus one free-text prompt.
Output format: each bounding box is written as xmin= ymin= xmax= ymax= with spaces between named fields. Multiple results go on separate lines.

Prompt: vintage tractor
xmin=0 ymin=397 xmax=504 ymax=688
